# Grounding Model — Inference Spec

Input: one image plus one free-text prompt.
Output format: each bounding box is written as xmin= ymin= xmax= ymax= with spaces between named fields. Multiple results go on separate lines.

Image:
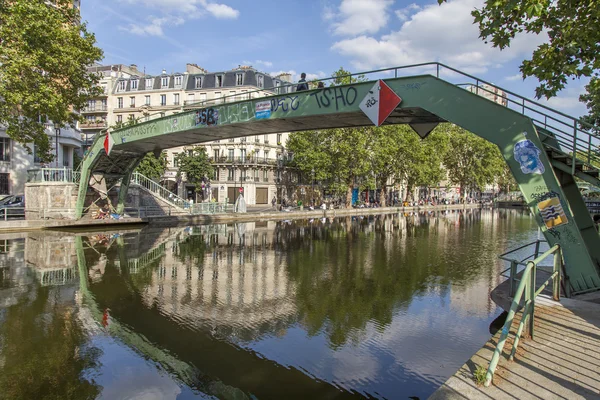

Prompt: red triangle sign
xmin=377 ymin=80 xmax=402 ymax=126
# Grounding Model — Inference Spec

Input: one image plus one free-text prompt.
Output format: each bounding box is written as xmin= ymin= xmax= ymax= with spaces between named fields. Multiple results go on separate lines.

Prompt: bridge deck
xmin=429 ymin=295 xmax=600 ymax=399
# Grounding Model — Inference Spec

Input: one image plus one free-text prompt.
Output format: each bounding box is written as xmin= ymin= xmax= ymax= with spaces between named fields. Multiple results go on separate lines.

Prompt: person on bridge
xmin=296 ymin=73 xmax=308 ymax=92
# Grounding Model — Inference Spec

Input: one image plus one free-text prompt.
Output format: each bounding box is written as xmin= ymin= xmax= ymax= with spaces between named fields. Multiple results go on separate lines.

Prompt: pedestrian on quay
xmin=272 ymin=196 xmax=276 ymax=209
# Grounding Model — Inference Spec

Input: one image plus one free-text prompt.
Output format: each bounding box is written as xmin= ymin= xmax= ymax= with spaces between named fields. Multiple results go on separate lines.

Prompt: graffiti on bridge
xmin=310 ymin=86 xmax=358 ymax=111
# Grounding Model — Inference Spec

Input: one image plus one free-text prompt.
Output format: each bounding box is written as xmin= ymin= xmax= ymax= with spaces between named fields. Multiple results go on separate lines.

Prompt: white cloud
xmin=269 ymin=70 xmax=327 ymax=82
xmin=119 ymin=16 xmax=185 ymax=37
xmin=256 ymin=60 xmax=273 ymax=68
xmin=328 ymin=0 xmax=394 ymax=36
xmin=241 ymin=60 xmax=274 ymax=69
xmin=204 ymin=2 xmax=239 ymax=19
xmin=330 ymin=0 xmax=546 ymax=73
xmin=120 ymin=0 xmax=239 ymax=33
xmin=395 ymin=3 xmax=420 ymax=21
xmin=322 ymin=5 xmax=336 ymax=21
xmin=505 ymin=73 xmax=524 ymax=81
xmin=540 ymin=85 xmax=586 ymax=111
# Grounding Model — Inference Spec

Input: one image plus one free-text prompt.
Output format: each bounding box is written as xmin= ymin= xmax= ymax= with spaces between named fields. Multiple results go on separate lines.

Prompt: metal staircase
xmin=130 ymin=172 xmax=189 ymax=211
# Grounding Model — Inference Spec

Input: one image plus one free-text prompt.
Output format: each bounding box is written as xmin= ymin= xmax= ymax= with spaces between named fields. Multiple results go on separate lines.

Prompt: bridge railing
xmin=104 ymin=62 xmax=599 ymax=180
xmin=190 ymin=202 xmax=228 ymax=215
xmin=486 ymin=240 xmax=562 ymax=386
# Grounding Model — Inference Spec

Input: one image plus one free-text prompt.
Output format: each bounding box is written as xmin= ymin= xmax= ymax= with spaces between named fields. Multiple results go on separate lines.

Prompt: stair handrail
xmin=485 ymin=244 xmax=562 ymax=387
xmin=130 ymin=172 xmax=189 ymax=210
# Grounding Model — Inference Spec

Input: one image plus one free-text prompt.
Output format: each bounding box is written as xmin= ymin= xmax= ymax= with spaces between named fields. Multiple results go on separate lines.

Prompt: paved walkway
xmin=429 ymin=295 xmax=600 ymax=399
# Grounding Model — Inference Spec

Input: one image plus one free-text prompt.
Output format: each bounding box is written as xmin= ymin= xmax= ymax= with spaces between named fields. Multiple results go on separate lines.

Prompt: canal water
xmin=0 ymin=209 xmax=538 ymax=400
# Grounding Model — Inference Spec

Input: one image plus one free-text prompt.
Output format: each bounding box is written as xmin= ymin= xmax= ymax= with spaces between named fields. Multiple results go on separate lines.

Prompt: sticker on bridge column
xmin=538 ymin=195 xmax=568 ymax=229
xmin=359 ymin=80 xmax=402 ymax=126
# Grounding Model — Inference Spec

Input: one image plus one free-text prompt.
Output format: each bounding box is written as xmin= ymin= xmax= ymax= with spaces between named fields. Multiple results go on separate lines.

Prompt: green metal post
xmin=572 ymin=121 xmax=577 ymax=176
xmin=534 ymin=240 xmax=541 ymax=259
xmin=529 ymin=262 xmax=536 ymax=339
xmin=553 ymin=247 xmax=561 ymax=301
xmin=484 ymin=262 xmax=533 ymax=387
xmin=509 ymin=260 xmax=517 ymax=297
xmin=509 ymin=300 xmax=531 ymax=361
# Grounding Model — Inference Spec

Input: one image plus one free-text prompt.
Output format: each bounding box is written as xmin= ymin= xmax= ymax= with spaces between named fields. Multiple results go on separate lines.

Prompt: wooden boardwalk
xmin=429 ymin=295 xmax=600 ymax=399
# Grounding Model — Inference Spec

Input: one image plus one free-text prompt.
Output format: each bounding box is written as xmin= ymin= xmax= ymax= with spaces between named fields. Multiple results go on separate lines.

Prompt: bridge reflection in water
xmin=1 ymin=208 xmax=538 ymax=399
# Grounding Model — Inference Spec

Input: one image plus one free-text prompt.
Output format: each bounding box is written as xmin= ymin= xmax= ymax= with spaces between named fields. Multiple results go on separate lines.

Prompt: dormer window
xmin=131 ymin=79 xmax=138 ymax=90
xmin=195 ymin=76 xmax=202 ymax=89
xmin=236 ymin=73 xmax=243 ymax=86
xmin=117 ymin=80 xmax=126 ymax=91
xmin=257 ymin=75 xmax=264 ymax=88
xmin=145 ymin=78 xmax=153 ymax=89
xmin=216 ymin=75 xmax=223 ymax=88
xmin=174 ymin=75 xmax=182 ymax=86
xmin=161 ymin=76 xmax=169 ymax=87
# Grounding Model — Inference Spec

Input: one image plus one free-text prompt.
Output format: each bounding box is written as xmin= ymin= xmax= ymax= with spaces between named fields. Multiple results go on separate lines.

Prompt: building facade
xmin=89 ymin=63 xmax=296 ymax=205
xmin=0 ymin=123 xmax=82 ymax=196
xmin=81 ymin=63 xmax=143 ymax=150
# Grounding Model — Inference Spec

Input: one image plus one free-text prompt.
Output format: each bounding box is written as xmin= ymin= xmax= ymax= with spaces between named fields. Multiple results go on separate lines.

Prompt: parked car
xmin=0 ymin=195 xmax=25 ymax=218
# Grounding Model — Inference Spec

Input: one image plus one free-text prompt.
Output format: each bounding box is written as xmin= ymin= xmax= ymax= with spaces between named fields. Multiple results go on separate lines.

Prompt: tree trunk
xmin=379 ymin=186 xmax=386 ymax=207
xmin=404 ymin=183 xmax=414 ymax=202
xmin=345 ymin=186 xmax=353 ymax=208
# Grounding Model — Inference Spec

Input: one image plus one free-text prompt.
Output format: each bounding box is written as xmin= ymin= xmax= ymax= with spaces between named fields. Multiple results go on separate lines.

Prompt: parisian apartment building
xmin=83 ymin=63 xmax=296 ymax=205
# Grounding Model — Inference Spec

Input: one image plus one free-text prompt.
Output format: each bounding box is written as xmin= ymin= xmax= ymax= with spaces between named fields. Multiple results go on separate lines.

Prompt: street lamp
xmin=311 ymin=168 xmax=315 ymax=206
xmin=54 ymin=122 xmax=61 ymax=167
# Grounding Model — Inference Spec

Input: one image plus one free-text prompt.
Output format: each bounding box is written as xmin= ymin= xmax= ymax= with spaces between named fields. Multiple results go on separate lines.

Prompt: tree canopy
xmin=437 ymin=0 xmax=600 ymax=127
xmin=0 ymin=0 xmax=103 ymax=160
xmin=135 ymin=152 xmax=168 ymax=181
xmin=175 ymin=146 xmax=213 ymax=192
xmin=287 ymin=122 xmax=505 ymax=206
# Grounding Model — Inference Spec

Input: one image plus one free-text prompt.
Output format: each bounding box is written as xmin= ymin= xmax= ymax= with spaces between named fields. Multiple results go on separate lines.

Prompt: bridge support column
xmin=116 ymin=170 xmax=134 ymax=215
xmin=75 ymin=148 xmax=102 ymax=219
xmin=116 ymin=157 xmax=144 ymax=215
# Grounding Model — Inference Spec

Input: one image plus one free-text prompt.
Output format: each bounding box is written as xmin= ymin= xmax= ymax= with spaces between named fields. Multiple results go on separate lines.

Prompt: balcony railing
xmin=82 ymin=106 xmax=108 ymax=113
xmin=81 ymin=122 xmax=107 ymax=129
xmin=27 ymin=168 xmax=81 ymax=183
xmin=210 ymin=156 xmax=280 ymax=166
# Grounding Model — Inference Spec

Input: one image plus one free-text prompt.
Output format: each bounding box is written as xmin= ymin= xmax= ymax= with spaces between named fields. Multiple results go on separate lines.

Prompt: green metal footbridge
xmin=77 ymin=62 xmax=600 ymax=295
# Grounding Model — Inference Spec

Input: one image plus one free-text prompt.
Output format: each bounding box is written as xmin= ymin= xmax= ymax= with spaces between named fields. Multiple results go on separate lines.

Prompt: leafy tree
xmin=370 ymin=126 xmax=400 ymax=206
xmin=175 ymin=146 xmax=213 ymax=193
xmin=440 ymin=124 xmax=504 ymax=197
xmin=581 ymin=78 xmax=600 ymax=133
xmin=496 ymin=163 xmax=519 ymax=194
xmin=135 ymin=152 xmax=168 ymax=180
xmin=288 ymin=128 xmax=372 ymax=207
xmin=436 ymin=0 xmax=599 ymax=100
xmin=0 ymin=0 xmax=103 ymax=161
xmin=330 ymin=66 xmax=366 ymax=86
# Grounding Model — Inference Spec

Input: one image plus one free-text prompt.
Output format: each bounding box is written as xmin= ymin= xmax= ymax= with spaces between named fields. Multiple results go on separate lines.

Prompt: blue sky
xmin=81 ymin=0 xmax=589 ymax=118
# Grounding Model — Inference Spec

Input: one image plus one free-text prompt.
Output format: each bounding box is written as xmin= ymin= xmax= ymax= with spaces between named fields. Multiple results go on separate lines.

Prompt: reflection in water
xmin=0 ymin=208 xmax=537 ymax=399
xmin=0 ymin=278 xmax=101 ymax=399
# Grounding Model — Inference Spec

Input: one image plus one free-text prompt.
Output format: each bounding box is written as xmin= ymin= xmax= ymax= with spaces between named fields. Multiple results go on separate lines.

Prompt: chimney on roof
xmin=277 ymin=73 xmax=292 ymax=83
xmin=186 ymin=63 xmax=207 ymax=74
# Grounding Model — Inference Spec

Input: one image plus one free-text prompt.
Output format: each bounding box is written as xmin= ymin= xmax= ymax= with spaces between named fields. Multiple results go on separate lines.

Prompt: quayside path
xmin=430 ymin=294 xmax=600 ymax=399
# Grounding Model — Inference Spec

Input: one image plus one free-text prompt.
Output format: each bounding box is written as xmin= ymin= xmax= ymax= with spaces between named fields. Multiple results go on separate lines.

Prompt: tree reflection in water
xmin=0 ymin=286 xmax=102 ymax=399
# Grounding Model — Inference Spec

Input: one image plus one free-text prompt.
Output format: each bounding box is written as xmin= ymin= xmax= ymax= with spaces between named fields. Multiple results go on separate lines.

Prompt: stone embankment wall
xmin=25 ymin=182 xmax=183 ymax=220
xmin=25 ymin=182 xmax=79 ymax=220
